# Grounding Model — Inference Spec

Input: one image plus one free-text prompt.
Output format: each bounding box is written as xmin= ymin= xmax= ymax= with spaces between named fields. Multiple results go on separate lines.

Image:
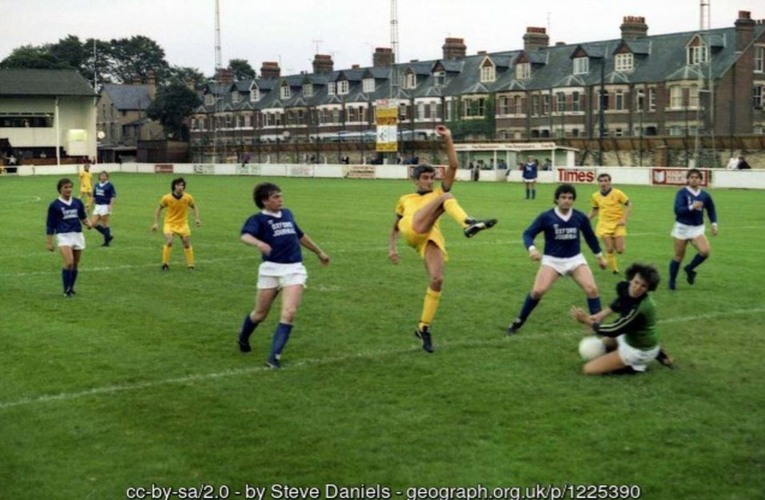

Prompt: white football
xmin=578 ymin=336 xmax=606 ymax=361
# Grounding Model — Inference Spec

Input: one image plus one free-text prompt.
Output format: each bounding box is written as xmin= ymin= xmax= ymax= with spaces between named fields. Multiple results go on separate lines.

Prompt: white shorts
xmin=671 ymin=222 xmax=705 ymax=240
xmin=56 ymin=232 xmax=86 ymax=250
xmin=616 ymin=335 xmax=660 ymax=372
xmin=93 ymin=204 xmax=111 ymax=216
xmin=541 ymin=253 xmax=588 ymax=276
xmin=257 ymin=261 xmax=307 ymax=289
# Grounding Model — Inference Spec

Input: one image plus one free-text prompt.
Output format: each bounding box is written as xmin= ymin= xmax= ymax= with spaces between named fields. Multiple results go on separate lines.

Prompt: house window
xmin=615 ymin=90 xmax=625 ymax=110
xmin=205 ymin=94 xmax=215 ymax=106
xmin=648 ymin=88 xmax=656 ymax=111
xmin=445 ymin=100 xmax=454 ymax=121
xmin=232 ymin=91 xmax=240 ymax=104
xmin=338 ymin=80 xmax=349 ymax=95
xmin=405 ymin=72 xmax=417 ymax=89
xmin=556 ymin=92 xmax=565 ymax=113
xmin=597 ymin=90 xmax=610 ymax=110
xmin=463 ymin=98 xmax=486 ymax=117
xmin=572 ymin=91 xmax=581 ymax=112
xmin=280 ymin=84 xmax=291 ymax=100
xmin=754 ymin=85 xmax=764 ymax=109
xmin=573 ymin=57 xmax=589 ymax=75
xmin=689 ymin=85 xmax=700 ymax=108
xmin=433 ymin=71 xmax=445 ymax=87
xmin=669 ymin=86 xmax=684 ymax=109
xmin=516 ymin=63 xmax=531 ymax=80
xmin=615 ymin=53 xmax=634 ymax=72
xmin=688 ymin=45 xmax=708 ymax=65
xmin=250 ymin=88 xmax=260 ymax=102
xmin=531 ymin=95 xmax=540 ymax=116
xmin=328 ymin=82 xmax=336 ymax=95
xmin=363 ymin=78 xmax=375 ymax=93
xmin=755 ymin=46 xmax=765 ymax=73
xmin=480 ymin=64 xmax=496 ymax=83
xmin=303 ymin=84 xmax=313 ymax=97
xmin=635 ymin=89 xmax=645 ymax=111
xmin=417 ymin=102 xmax=425 ymax=120
xmin=513 ymin=95 xmax=523 ymax=114
xmin=542 ymin=95 xmax=550 ymax=115
xmin=498 ymin=96 xmax=510 ymax=115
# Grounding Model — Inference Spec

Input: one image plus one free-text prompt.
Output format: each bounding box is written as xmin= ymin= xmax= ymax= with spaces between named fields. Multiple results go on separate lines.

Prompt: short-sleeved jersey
xmin=241 ymin=209 xmax=305 ymax=264
xmin=79 ymin=170 xmax=93 ymax=193
xmin=93 ymin=181 xmax=116 ymax=206
xmin=159 ymin=192 xmax=196 ymax=227
xmin=591 ymin=188 xmax=629 ymax=224
xmin=46 ymin=197 xmax=87 ymax=235
xmin=522 ymin=207 xmax=601 ymax=258
xmin=522 ymin=162 xmax=538 ymax=180
xmin=395 ymin=187 xmax=445 ymax=221
xmin=673 ymin=187 xmax=717 ymax=227
xmin=595 ymin=281 xmax=658 ymax=350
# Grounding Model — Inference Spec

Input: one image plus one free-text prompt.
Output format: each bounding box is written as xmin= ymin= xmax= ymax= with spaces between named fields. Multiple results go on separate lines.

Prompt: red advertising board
xmin=556 ymin=168 xmax=596 ymax=184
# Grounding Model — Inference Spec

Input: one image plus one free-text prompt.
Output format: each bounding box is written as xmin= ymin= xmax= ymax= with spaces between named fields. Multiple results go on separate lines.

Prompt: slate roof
xmin=0 ymin=69 xmax=96 ymax=97
xmin=101 ymin=84 xmax=153 ymax=110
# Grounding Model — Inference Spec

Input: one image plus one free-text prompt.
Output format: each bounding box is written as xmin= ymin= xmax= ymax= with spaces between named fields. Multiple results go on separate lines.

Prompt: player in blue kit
xmin=46 ymin=178 xmax=92 ymax=296
xmin=507 ymin=184 xmax=607 ymax=334
xmin=237 ymin=182 xmax=330 ymax=368
xmin=668 ymin=168 xmax=718 ymax=290
xmin=521 ymin=156 xmax=538 ymax=200
xmin=90 ymin=171 xmax=117 ymax=247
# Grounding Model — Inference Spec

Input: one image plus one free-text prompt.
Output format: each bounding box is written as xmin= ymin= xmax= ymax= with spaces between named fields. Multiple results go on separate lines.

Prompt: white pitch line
xmin=1 ymin=307 xmax=762 ymax=411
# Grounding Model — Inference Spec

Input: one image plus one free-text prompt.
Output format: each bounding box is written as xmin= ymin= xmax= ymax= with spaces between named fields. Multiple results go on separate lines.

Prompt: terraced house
xmin=190 ymin=10 xmax=765 ymax=167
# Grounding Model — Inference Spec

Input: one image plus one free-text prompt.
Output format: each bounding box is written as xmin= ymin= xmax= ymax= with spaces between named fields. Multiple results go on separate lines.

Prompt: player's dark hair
xmin=99 ymin=170 xmax=109 ymax=178
xmin=411 ymin=164 xmax=435 ymax=180
xmin=597 ymin=173 xmax=611 ymax=181
xmin=253 ymin=182 xmax=281 ymax=209
xmin=686 ymin=168 xmax=703 ymax=180
xmin=554 ymin=183 xmax=577 ymax=201
xmin=171 ymin=177 xmax=186 ymax=191
xmin=57 ymin=178 xmax=73 ymax=193
xmin=625 ymin=263 xmax=661 ymax=292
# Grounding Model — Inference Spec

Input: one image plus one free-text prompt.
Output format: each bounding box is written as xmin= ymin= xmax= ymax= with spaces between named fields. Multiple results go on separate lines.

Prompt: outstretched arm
xmin=300 ymin=234 xmax=330 ymax=266
xmin=389 ymin=216 xmax=402 ymax=264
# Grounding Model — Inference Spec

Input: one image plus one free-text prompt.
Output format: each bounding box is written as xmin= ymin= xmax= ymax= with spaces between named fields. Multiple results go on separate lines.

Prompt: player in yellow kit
xmin=389 ymin=125 xmax=497 ymax=353
xmin=78 ymin=162 xmax=93 ymax=212
xmin=589 ymin=173 xmax=631 ymax=274
xmin=151 ymin=177 xmax=201 ymax=271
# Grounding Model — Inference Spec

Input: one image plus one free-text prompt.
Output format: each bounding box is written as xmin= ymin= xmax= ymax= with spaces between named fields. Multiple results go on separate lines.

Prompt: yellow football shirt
xmin=79 ymin=169 xmax=93 ymax=194
xmin=160 ymin=192 xmax=196 ymax=231
xmin=591 ymin=188 xmax=629 ymax=224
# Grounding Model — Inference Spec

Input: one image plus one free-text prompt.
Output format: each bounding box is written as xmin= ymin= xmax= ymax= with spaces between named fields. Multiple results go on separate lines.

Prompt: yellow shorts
xmin=398 ymin=216 xmax=448 ymax=260
xmin=596 ymin=222 xmax=627 ymax=238
xmin=164 ymin=223 xmax=191 ymax=237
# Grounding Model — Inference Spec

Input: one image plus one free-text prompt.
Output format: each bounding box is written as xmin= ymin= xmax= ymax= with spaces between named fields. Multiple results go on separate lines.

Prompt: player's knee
xmin=281 ymin=307 xmax=298 ymax=323
xmin=530 ymin=288 xmax=545 ymax=299
xmin=429 ymin=274 xmax=444 ymax=290
xmin=582 ymin=364 xmax=598 ymax=375
xmin=252 ymin=310 xmax=268 ymax=322
xmin=699 ymin=248 xmax=711 ymax=258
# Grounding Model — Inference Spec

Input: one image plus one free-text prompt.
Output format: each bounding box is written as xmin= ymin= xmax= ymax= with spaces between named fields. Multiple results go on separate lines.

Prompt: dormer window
xmin=573 ymin=57 xmax=589 ymax=75
xmin=338 ymin=80 xmax=349 ymax=95
xmin=433 ymin=70 xmax=445 ymax=87
xmin=250 ymin=88 xmax=260 ymax=102
xmin=515 ymin=62 xmax=531 ymax=80
xmin=232 ymin=91 xmax=240 ymax=103
xmin=303 ymin=83 xmax=313 ymax=98
xmin=480 ymin=61 xmax=496 ymax=83
xmin=205 ymin=94 xmax=215 ymax=106
xmin=280 ymin=83 xmax=291 ymax=100
xmin=363 ymin=77 xmax=375 ymax=93
xmin=688 ymin=43 xmax=708 ymax=65
xmin=615 ymin=53 xmax=634 ymax=72
xmin=328 ymin=82 xmax=336 ymax=95
xmin=405 ymin=72 xmax=417 ymax=89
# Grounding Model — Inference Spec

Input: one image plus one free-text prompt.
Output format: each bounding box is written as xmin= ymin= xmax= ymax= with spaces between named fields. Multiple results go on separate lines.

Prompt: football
xmin=578 ymin=336 xmax=606 ymax=361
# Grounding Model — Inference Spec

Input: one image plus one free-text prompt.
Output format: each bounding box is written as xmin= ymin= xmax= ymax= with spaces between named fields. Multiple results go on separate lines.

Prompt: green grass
xmin=1 ymin=174 xmax=763 ymax=499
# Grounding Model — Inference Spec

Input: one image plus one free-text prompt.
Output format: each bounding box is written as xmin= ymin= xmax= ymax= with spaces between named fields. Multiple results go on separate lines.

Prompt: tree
xmin=147 ymin=83 xmax=201 ymax=141
xmin=0 ymin=45 xmax=71 ymax=70
xmin=228 ymin=59 xmax=256 ymax=81
xmin=168 ymin=66 xmax=208 ymax=90
xmin=103 ymin=35 xmax=170 ymax=84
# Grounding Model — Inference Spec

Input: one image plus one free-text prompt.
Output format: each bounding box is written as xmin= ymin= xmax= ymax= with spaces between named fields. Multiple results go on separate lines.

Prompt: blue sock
xmin=270 ymin=323 xmax=294 ymax=359
xmin=525 ymin=188 xmax=530 ymax=199
xmin=71 ymin=269 xmax=78 ymax=289
xmin=518 ymin=294 xmax=540 ymax=322
xmin=587 ymin=297 xmax=602 ymax=314
xmin=239 ymin=315 xmax=260 ymax=342
xmin=94 ymin=225 xmax=105 ymax=235
xmin=669 ymin=260 xmax=680 ymax=283
xmin=62 ymin=268 xmax=73 ymax=292
xmin=687 ymin=253 xmax=707 ymax=271
xmin=531 ymin=189 xmax=536 ymax=199
xmin=104 ymin=227 xmax=112 ymax=243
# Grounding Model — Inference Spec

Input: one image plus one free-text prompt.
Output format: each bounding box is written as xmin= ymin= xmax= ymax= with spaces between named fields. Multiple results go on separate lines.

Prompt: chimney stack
xmin=523 ymin=27 xmax=549 ymax=52
xmin=260 ymin=62 xmax=281 ymax=80
xmin=442 ymin=37 xmax=467 ymax=60
xmin=735 ymin=11 xmax=755 ymax=51
xmin=216 ymin=68 xmax=234 ymax=84
xmin=373 ymin=47 xmax=394 ymax=67
xmin=620 ymin=16 xmax=648 ymax=40
xmin=312 ymin=54 xmax=334 ymax=74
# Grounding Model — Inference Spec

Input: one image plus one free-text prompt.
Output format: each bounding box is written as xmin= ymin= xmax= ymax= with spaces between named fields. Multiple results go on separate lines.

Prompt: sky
xmin=1 ymin=0 xmax=759 ymax=78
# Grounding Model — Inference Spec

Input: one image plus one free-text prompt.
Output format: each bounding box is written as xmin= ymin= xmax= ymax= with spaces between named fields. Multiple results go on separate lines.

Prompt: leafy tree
xmin=49 ymin=35 xmax=88 ymax=73
xmin=0 ymin=45 xmax=71 ymax=70
xmin=146 ymin=83 xmax=201 ymax=140
xmin=168 ymin=66 xmax=208 ymax=90
xmin=228 ymin=59 xmax=256 ymax=81
xmin=102 ymin=35 xmax=170 ymax=84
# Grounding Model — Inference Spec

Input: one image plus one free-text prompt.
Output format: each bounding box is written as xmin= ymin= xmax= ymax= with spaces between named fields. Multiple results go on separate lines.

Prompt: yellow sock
xmin=419 ymin=288 xmax=442 ymax=329
xmin=443 ymin=198 xmax=469 ymax=227
xmin=607 ymin=252 xmax=618 ymax=272
xmin=184 ymin=247 xmax=195 ymax=267
xmin=162 ymin=245 xmax=172 ymax=265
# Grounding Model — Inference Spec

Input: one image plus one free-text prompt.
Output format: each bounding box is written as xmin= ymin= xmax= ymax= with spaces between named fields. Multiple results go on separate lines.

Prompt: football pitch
xmin=1 ymin=173 xmax=763 ymax=499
